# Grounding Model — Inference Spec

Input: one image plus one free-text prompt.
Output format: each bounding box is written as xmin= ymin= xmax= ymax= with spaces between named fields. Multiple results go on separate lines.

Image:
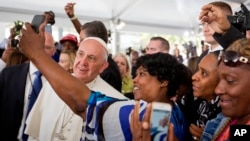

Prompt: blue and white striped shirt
xmin=82 ymin=91 xmax=188 ymax=141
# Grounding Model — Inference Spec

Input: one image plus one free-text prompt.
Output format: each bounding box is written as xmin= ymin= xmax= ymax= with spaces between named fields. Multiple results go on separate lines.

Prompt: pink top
xmin=216 ymin=119 xmax=250 ymax=141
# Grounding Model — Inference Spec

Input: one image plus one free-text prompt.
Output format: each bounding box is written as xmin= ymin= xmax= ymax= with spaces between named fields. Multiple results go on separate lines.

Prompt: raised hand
xmin=19 ymin=21 xmax=46 ymax=59
xmin=189 ymin=124 xmax=204 ymax=141
xmin=199 ymin=4 xmax=231 ymax=34
xmin=65 ymin=3 xmax=76 ymax=18
xmin=130 ymin=101 xmax=151 ymax=141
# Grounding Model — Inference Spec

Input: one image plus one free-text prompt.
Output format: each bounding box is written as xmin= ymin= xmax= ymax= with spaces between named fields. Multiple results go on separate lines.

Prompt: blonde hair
xmin=113 ymin=53 xmax=132 ymax=79
xmin=227 ymin=38 xmax=250 ymax=59
xmin=60 ymin=49 xmax=76 ymax=72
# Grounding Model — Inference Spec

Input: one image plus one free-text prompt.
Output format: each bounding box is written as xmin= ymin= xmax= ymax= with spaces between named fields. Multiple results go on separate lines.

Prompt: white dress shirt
xmin=208 ymin=45 xmax=223 ymax=53
xmin=17 ymin=62 xmax=46 ymax=140
xmin=0 ymin=59 xmax=6 ymax=72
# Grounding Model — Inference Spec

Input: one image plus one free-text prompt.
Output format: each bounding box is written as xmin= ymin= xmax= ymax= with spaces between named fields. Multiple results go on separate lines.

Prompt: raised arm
xmin=199 ymin=3 xmax=244 ymax=49
xmin=19 ymin=22 xmax=90 ymax=118
xmin=199 ymin=4 xmax=231 ymax=34
xmin=65 ymin=3 xmax=82 ymax=34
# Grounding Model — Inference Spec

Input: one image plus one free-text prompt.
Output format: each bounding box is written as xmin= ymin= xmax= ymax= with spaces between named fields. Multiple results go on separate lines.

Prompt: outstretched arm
xmin=65 ymin=3 xmax=82 ymax=34
xmin=19 ymin=22 xmax=90 ymax=118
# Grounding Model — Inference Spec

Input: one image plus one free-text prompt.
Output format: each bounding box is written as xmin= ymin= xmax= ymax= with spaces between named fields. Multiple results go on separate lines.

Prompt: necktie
xmin=22 ymin=71 xmax=42 ymax=141
xmin=27 ymin=71 xmax=42 ymax=115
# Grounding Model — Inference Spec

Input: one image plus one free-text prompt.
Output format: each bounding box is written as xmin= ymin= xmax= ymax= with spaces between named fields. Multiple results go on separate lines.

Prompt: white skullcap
xmin=83 ymin=37 xmax=108 ymax=54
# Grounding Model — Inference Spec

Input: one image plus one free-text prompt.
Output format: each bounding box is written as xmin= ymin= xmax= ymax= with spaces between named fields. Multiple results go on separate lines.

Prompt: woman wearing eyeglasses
xmin=200 ymin=38 xmax=250 ymax=141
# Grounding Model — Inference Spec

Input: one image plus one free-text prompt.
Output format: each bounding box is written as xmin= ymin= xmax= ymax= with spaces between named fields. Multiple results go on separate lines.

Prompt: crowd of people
xmin=1 ymin=1 xmax=250 ymax=141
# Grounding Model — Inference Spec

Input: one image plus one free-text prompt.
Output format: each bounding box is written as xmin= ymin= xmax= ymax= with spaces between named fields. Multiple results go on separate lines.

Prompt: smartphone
xmin=150 ymin=102 xmax=172 ymax=141
xmin=31 ymin=15 xmax=45 ymax=33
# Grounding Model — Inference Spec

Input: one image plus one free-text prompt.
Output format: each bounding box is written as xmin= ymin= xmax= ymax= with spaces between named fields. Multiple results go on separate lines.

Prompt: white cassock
xmin=25 ymin=75 xmax=127 ymax=141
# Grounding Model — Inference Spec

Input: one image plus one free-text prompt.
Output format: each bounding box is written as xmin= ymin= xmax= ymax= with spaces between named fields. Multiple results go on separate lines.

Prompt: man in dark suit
xmin=0 ymin=32 xmax=56 ymax=140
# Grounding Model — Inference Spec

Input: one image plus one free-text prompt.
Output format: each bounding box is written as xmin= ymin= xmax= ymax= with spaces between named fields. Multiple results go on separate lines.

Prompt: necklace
xmin=55 ymin=77 xmax=97 ymax=140
xmin=212 ymin=118 xmax=231 ymax=141
xmin=55 ymin=106 xmax=75 ymax=140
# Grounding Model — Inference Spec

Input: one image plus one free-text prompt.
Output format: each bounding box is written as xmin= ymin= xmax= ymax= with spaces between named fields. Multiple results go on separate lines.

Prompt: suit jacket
xmin=213 ymin=25 xmax=244 ymax=50
xmin=0 ymin=63 xmax=29 ymax=141
xmin=100 ymin=56 xmax=122 ymax=92
xmin=198 ymin=49 xmax=209 ymax=64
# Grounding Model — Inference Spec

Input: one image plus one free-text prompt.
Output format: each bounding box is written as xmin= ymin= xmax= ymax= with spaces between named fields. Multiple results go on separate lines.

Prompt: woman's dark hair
xmin=136 ymin=52 xmax=182 ymax=99
xmin=174 ymin=63 xmax=193 ymax=100
xmin=81 ymin=21 xmax=108 ymax=43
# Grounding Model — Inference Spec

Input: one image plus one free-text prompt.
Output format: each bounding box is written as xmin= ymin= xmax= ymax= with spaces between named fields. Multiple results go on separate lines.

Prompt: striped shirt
xmin=82 ymin=91 xmax=188 ymax=141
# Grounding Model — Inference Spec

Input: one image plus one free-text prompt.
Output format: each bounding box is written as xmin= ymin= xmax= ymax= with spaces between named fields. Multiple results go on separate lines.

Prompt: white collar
xmin=29 ymin=62 xmax=39 ymax=75
xmin=208 ymin=45 xmax=223 ymax=53
xmin=86 ymin=76 xmax=100 ymax=89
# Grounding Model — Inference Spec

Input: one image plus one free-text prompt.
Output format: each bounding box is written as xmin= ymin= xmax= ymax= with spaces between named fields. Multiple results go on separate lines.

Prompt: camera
xmin=11 ymin=39 xmax=19 ymax=48
xmin=14 ymin=20 xmax=24 ymax=35
xmin=227 ymin=3 xmax=250 ymax=34
xmin=125 ymin=47 xmax=132 ymax=56
xmin=10 ymin=15 xmax=45 ymax=48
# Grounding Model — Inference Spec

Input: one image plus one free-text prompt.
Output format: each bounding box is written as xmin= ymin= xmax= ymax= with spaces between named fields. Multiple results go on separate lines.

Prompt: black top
xmin=0 ymin=48 xmax=4 ymax=57
xmin=100 ymin=56 xmax=122 ymax=92
xmin=0 ymin=63 xmax=29 ymax=140
xmin=213 ymin=25 xmax=245 ymax=50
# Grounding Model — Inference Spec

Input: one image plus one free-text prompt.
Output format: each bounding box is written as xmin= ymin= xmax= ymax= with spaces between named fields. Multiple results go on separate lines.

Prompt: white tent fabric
xmin=0 ymin=0 xmax=247 ymax=36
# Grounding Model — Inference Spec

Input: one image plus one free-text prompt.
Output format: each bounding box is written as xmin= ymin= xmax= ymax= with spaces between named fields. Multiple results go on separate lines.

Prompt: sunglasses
xmin=218 ymin=50 xmax=250 ymax=67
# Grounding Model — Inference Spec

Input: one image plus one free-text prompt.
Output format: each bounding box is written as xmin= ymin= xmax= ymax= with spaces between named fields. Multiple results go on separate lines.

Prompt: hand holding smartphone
xmin=31 ymin=15 xmax=45 ymax=33
xmin=151 ymin=102 xmax=172 ymax=141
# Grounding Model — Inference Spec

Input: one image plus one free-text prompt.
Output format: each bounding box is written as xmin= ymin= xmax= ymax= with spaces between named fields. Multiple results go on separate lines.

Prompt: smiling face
xmin=113 ymin=54 xmax=129 ymax=78
xmin=215 ymin=62 xmax=250 ymax=119
xmin=73 ymin=39 xmax=108 ymax=83
xmin=133 ymin=66 xmax=167 ymax=103
xmin=192 ymin=53 xmax=219 ymax=101
xmin=59 ymin=53 xmax=72 ymax=72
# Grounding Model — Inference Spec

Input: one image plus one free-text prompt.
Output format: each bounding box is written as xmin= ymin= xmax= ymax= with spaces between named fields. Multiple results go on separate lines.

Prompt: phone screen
xmin=151 ymin=102 xmax=172 ymax=141
xmin=151 ymin=109 xmax=171 ymax=132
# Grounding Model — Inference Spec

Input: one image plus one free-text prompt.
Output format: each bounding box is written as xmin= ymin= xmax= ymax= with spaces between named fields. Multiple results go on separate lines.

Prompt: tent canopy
xmin=0 ymin=0 xmax=248 ymax=36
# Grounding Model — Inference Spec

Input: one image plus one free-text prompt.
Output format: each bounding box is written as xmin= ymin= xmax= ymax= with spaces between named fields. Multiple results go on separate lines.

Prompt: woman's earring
xmin=160 ymin=82 xmax=168 ymax=87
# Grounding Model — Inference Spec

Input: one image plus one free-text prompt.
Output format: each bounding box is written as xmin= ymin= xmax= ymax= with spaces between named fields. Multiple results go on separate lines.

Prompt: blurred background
xmin=0 ymin=0 xmax=247 ymax=56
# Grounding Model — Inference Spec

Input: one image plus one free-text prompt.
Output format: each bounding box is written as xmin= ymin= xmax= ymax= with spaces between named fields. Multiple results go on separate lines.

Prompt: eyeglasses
xmin=219 ymin=50 xmax=250 ymax=67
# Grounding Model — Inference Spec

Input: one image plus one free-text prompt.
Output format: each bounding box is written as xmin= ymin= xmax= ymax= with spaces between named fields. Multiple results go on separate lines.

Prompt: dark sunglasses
xmin=218 ymin=50 xmax=250 ymax=67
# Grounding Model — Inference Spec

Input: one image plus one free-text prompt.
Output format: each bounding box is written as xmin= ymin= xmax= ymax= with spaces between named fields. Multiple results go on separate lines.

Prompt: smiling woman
xmin=201 ymin=38 xmax=250 ymax=141
xmin=131 ymin=53 xmax=192 ymax=141
xmin=58 ymin=49 xmax=76 ymax=73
